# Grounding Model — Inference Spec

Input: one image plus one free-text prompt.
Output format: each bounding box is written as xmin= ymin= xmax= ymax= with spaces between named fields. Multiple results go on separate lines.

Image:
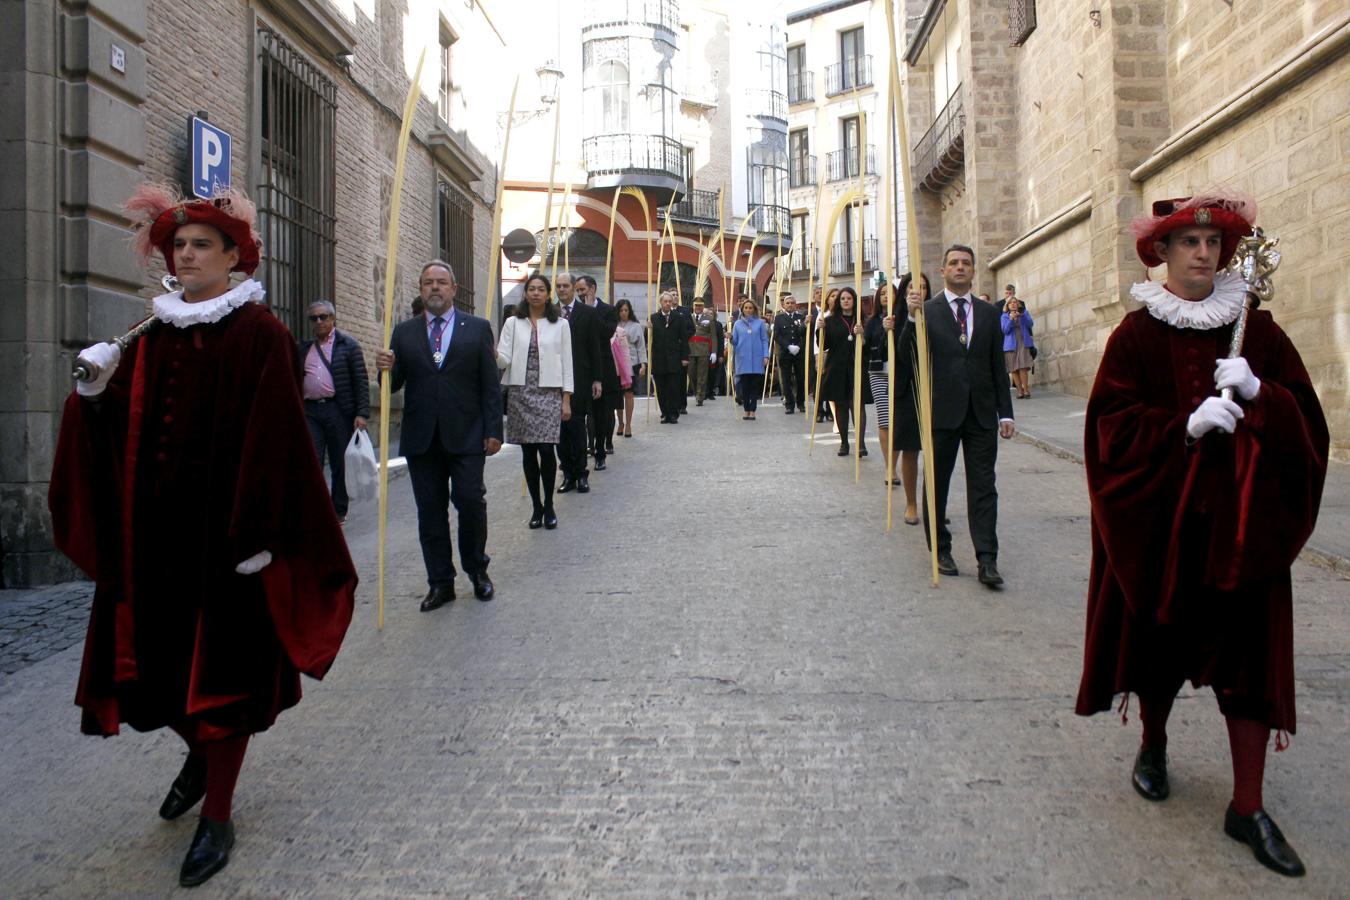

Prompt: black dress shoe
xmin=1131 ymin=744 xmax=1169 ymax=801
xmin=577 ymin=476 xmax=590 ymax=493
xmin=1224 ymin=805 xmax=1306 ymax=877
xmin=529 ymin=510 xmax=544 ymax=530
xmin=594 ymin=459 xmax=607 ymax=471
xmin=159 ymin=753 xmax=207 ymax=820
xmin=543 ymin=508 xmax=558 ymax=530
xmin=471 ymin=572 xmax=495 ymax=601
xmin=977 ymin=561 xmax=1004 ymax=587
xmin=937 ymin=552 xmax=959 ymax=576
xmin=557 ymin=478 xmax=576 ymax=493
xmin=179 ymin=817 xmax=234 ymax=887
xmin=420 ymin=585 xmax=454 ymax=612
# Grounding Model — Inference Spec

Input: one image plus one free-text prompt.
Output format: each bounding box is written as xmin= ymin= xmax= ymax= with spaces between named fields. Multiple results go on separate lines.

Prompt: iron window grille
xmin=437 ymin=181 xmax=476 ymax=313
xmin=256 ymin=24 xmax=337 ymax=337
xmin=1009 ymin=0 xmax=1036 ymax=46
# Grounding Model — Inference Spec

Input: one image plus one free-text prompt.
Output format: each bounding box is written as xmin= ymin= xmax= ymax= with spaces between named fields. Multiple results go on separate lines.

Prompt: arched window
xmin=591 ymin=60 xmax=629 ymax=133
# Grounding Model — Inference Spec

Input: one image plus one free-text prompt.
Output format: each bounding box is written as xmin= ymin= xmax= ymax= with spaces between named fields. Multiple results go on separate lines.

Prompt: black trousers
xmin=922 ymin=405 xmax=999 ymax=561
xmin=305 ymin=398 xmax=351 ymax=517
xmin=406 ymin=433 xmax=489 ymax=588
xmin=589 ymin=392 xmax=618 ymax=461
xmin=556 ymin=411 xmax=589 ymax=480
xmin=777 ymin=351 xmax=804 ymax=409
xmin=654 ymin=372 xmax=684 ymax=419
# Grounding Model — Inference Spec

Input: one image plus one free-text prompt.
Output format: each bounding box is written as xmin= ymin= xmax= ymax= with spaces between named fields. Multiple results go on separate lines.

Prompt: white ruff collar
xmin=152 ymin=279 xmax=265 ymax=328
xmin=1131 ymin=270 xmax=1246 ymax=330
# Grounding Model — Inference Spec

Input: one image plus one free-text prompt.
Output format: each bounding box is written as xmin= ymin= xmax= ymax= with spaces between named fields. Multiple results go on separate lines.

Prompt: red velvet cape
xmin=1074 ymin=307 xmax=1328 ymax=732
xmin=49 ymin=302 xmax=356 ymax=738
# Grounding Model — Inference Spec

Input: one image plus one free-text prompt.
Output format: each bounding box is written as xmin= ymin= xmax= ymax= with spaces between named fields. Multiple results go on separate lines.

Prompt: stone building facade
xmin=1 ymin=0 xmax=505 ymax=586
xmin=901 ymin=0 xmax=1349 ymax=457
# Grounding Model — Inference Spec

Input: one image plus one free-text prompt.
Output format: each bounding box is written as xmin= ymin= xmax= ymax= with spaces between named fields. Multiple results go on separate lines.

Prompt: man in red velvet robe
xmin=1075 ymin=191 xmax=1328 ymax=878
xmin=49 ymin=184 xmax=356 ymax=888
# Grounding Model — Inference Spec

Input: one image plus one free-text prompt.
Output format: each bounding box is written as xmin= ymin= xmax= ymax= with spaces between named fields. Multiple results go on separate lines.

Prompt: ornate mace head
xmin=1227 ymin=226 xmax=1281 ymax=305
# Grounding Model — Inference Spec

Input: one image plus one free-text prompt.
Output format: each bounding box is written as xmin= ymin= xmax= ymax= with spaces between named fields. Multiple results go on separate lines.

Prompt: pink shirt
xmin=302 ymin=332 xmax=336 ymax=399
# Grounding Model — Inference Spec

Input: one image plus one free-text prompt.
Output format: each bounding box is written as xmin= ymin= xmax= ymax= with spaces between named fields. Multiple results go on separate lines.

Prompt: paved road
xmin=2 ymin=396 xmax=1346 ymax=897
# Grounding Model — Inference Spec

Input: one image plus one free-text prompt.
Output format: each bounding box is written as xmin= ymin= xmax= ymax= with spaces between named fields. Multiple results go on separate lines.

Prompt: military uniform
xmin=687 ymin=306 xmax=717 ymax=405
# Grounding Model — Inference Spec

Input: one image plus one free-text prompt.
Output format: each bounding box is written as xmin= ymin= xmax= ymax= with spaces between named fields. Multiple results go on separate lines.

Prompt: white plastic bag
xmin=344 ymin=429 xmax=378 ymax=503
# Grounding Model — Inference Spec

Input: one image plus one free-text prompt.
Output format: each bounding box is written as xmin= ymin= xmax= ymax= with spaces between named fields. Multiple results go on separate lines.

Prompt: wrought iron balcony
xmin=829 ymin=238 xmax=878 ymax=275
xmin=826 ymin=145 xmax=876 ymax=182
xmin=583 ymin=133 xmax=685 ymax=192
xmin=751 ymin=204 xmax=792 ymax=237
xmin=658 ymin=187 xmax=720 ymax=225
xmin=747 ymin=88 xmax=787 ymax=122
xmin=790 ymin=154 xmax=817 ymax=188
xmin=582 ymin=0 xmax=679 ymax=33
xmin=787 ymin=71 xmax=814 ymax=104
xmin=824 ymin=56 xmax=873 ymax=96
xmin=913 ymin=84 xmax=966 ymax=193
xmin=790 ymin=243 xmax=815 ymax=275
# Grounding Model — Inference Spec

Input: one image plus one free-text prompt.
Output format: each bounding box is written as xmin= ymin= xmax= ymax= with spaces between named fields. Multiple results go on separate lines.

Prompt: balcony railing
xmin=824 ymin=56 xmax=873 ymax=96
xmin=787 ymin=71 xmax=814 ymax=104
xmin=582 ymin=0 xmax=679 ymax=33
xmin=826 ymin=145 xmax=876 ymax=182
xmin=790 ymin=155 xmax=817 ymax=188
xmin=913 ymin=84 xmax=966 ymax=193
xmin=751 ymin=204 xmax=792 ymax=237
xmin=583 ymin=133 xmax=685 ymax=182
xmin=747 ymin=88 xmax=787 ymax=121
xmin=790 ymin=243 xmax=815 ymax=274
xmin=829 ymin=238 xmax=878 ymax=275
xmin=659 ymin=187 xmax=720 ymax=225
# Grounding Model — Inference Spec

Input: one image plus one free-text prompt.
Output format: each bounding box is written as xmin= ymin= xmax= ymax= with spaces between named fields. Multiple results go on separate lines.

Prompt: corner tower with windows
xmin=581 ymin=0 xmax=685 ymax=195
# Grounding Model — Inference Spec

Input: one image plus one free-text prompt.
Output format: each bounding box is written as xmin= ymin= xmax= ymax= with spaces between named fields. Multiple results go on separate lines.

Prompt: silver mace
xmin=1220 ymin=227 xmax=1280 ymax=402
xmin=72 ymin=275 xmax=179 ymax=382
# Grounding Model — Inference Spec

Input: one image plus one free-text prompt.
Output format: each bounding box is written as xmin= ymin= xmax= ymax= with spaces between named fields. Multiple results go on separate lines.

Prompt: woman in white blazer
xmin=497 ymin=273 xmax=573 ymax=529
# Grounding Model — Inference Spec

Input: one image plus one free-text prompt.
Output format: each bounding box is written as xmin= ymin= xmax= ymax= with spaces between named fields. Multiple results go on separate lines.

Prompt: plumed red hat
xmin=124 ymin=183 xmax=263 ymax=276
xmin=1128 ymin=189 xmax=1256 ymax=269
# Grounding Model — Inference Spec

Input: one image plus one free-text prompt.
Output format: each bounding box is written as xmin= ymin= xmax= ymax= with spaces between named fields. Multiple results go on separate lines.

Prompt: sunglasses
xmin=308 ymin=314 xmax=332 ymax=322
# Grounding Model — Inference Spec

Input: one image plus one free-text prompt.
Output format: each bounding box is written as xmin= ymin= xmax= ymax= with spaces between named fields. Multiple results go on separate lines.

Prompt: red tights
xmin=171 ymin=726 xmax=250 ymax=822
xmin=1136 ymin=694 xmax=1268 ymax=816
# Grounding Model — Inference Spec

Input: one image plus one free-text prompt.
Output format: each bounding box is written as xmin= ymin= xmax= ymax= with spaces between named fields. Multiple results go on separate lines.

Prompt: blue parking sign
xmin=191 ymin=117 xmax=232 ymax=199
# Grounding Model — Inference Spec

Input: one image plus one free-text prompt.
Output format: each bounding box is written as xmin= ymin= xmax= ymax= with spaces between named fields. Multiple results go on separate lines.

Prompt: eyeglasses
xmin=308 ymin=314 xmax=332 ymax=322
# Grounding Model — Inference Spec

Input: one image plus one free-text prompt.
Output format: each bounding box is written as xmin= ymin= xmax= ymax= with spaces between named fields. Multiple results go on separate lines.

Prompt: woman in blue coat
xmin=1000 ymin=297 xmax=1036 ymax=399
xmin=729 ymin=298 xmax=771 ymax=419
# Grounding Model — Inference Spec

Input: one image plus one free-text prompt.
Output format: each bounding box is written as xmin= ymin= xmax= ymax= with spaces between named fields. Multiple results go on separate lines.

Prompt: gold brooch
xmin=1194 ymin=208 xmax=1211 ymax=225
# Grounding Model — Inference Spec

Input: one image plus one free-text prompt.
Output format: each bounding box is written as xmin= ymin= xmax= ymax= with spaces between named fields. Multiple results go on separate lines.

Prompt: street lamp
xmin=535 ymin=61 xmax=563 ymax=105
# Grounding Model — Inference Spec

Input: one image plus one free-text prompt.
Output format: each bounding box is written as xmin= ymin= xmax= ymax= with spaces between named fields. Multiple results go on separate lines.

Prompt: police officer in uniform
xmin=773 ymin=293 xmax=807 ymax=413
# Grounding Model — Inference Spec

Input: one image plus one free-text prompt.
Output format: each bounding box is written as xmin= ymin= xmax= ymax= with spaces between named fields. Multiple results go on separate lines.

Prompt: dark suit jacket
xmin=561 ymin=301 xmax=606 ymax=413
xmin=298 ymin=329 xmax=371 ymax=423
xmin=649 ymin=310 xmax=690 ymax=375
xmin=901 ymin=294 xmax=1013 ymax=430
xmin=386 ymin=312 xmax=503 ymax=456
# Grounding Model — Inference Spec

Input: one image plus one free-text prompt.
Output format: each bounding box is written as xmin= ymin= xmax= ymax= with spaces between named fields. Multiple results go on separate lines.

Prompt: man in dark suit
xmin=554 ymin=272 xmax=605 ymax=493
xmin=649 ymin=289 xmax=690 ymax=422
xmin=299 ymin=299 xmax=370 ymax=523
xmin=375 ymin=260 xmax=502 ymax=610
xmin=576 ymin=275 xmax=621 ymax=466
xmin=900 ymin=245 xmax=1016 ymax=587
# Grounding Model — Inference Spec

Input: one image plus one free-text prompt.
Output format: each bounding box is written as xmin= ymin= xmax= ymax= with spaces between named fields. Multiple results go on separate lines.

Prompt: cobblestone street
xmin=2 ymin=398 xmax=1347 ymax=897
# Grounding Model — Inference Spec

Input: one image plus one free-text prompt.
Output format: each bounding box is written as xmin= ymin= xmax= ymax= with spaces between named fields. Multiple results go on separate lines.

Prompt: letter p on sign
xmin=190 ymin=117 xmax=232 ymax=200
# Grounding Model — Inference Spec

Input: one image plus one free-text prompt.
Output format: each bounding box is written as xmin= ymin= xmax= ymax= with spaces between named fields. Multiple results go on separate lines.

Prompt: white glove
xmin=1186 ymin=396 xmax=1244 ymax=440
xmin=788 ymin=344 xmax=800 ymax=356
xmin=709 ymin=354 xmax=717 ymax=364
xmin=235 ymin=550 xmax=273 ymax=575
xmin=74 ymin=342 xmax=122 ymax=397
xmin=1215 ymin=357 xmax=1261 ymax=401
